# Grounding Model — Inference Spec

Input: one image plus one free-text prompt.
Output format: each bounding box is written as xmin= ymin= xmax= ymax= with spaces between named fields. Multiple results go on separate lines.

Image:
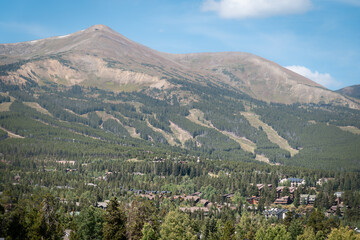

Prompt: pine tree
xmin=39 ymin=195 xmax=64 ymax=240
xmin=159 ymin=210 xmax=197 ymax=240
xmin=297 ymin=227 xmax=316 ymax=240
xmin=103 ymin=197 xmax=127 ymax=240
xmin=283 ymin=211 xmax=293 ymax=229
xmin=3 ymin=206 xmax=28 ymax=239
xmin=141 ymin=223 xmax=157 ymax=240
xmin=288 ymin=219 xmax=303 ymax=240
xmin=327 ymin=226 xmax=360 ymax=240
xmin=221 ymin=220 xmax=235 ymax=240
xmin=202 ymin=217 xmax=218 ymax=240
xmin=293 ymin=190 xmax=300 ymax=208
xmin=76 ymin=206 xmax=104 ymax=240
xmin=127 ymin=199 xmax=158 ymax=240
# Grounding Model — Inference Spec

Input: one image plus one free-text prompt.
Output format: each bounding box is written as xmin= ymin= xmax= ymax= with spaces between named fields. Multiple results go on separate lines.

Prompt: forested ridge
xmin=0 ymin=78 xmax=360 ymax=239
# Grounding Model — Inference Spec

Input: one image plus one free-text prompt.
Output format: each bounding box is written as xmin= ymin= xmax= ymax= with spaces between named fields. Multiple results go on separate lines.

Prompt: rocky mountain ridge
xmin=0 ymin=24 xmax=358 ymax=108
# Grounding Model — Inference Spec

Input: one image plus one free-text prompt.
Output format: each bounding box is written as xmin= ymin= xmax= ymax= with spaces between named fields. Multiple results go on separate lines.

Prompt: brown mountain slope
xmin=336 ymin=85 xmax=360 ymax=99
xmin=0 ymin=24 xmax=358 ymax=108
xmin=0 ymin=25 xmax=194 ymax=90
xmin=167 ymin=52 xmax=359 ymax=108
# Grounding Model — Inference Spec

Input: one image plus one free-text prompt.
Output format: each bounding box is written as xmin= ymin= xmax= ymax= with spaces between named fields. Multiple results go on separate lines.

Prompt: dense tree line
xmin=1 ymin=193 xmax=359 ymax=239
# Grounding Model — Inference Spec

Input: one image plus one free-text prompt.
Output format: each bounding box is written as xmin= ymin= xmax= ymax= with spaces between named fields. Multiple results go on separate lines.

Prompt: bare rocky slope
xmin=0 ymin=24 xmax=358 ymax=108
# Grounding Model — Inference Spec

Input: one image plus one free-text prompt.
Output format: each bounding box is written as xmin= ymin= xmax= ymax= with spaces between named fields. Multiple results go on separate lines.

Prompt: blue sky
xmin=0 ymin=0 xmax=359 ymax=90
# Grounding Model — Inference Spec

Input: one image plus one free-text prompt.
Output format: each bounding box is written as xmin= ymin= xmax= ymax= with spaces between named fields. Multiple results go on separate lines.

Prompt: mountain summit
xmin=0 ymin=24 xmax=358 ymax=108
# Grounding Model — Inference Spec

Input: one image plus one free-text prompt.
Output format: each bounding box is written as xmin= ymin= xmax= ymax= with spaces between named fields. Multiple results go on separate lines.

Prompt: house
xmin=256 ymin=184 xmax=273 ymax=191
xmin=300 ymin=194 xmax=310 ymax=205
xmin=132 ymin=172 xmax=145 ymax=176
xmin=172 ymin=195 xmax=182 ymax=200
xmin=249 ymin=183 xmax=273 ymax=191
xmin=14 ymin=174 xmax=21 ymax=182
xmin=274 ymin=196 xmax=290 ymax=205
xmin=161 ymin=191 xmax=172 ymax=195
xmin=56 ymin=160 xmax=75 ymax=165
xmin=68 ymin=211 xmax=80 ymax=217
xmin=184 ymin=195 xmax=200 ymax=203
xmin=309 ymin=195 xmax=316 ymax=205
xmin=191 ymin=192 xmax=201 ymax=197
xmin=334 ymin=192 xmax=343 ymax=204
xmin=316 ymin=178 xmax=334 ymax=186
xmin=139 ymin=194 xmax=156 ymax=200
xmin=96 ymin=200 xmax=109 ymax=209
xmin=247 ymin=196 xmax=260 ymax=205
xmin=179 ymin=207 xmax=210 ymax=214
xmin=133 ymin=189 xmax=143 ymax=194
xmin=325 ymin=204 xmax=343 ymax=217
xmin=276 ymin=186 xmax=285 ymax=197
xmin=199 ymin=199 xmax=210 ymax=207
xmin=222 ymin=193 xmax=234 ymax=201
xmin=279 ymin=178 xmax=289 ymax=184
xmin=280 ymin=178 xmax=305 ymax=187
xmin=288 ymin=178 xmax=305 ymax=187
xmin=300 ymin=194 xmax=316 ymax=205
xmin=276 ymin=187 xmax=296 ymax=199
xmin=334 ymin=192 xmax=343 ymax=198
xmin=263 ymin=208 xmax=288 ymax=220
xmin=63 ymin=229 xmax=72 ymax=240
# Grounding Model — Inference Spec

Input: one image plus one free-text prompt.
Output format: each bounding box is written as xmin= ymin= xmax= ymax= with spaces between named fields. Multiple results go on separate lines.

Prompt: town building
xmin=300 ymin=194 xmax=316 ymax=205
xmin=263 ymin=208 xmax=288 ymax=220
xmin=279 ymin=178 xmax=305 ymax=187
xmin=246 ymin=196 xmax=260 ymax=205
xmin=274 ymin=196 xmax=290 ymax=205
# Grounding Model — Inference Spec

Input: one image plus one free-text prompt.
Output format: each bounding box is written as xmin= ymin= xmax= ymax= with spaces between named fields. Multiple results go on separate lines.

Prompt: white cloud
xmin=285 ymin=65 xmax=342 ymax=89
xmin=201 ymin=0 xmax=312 ymax=19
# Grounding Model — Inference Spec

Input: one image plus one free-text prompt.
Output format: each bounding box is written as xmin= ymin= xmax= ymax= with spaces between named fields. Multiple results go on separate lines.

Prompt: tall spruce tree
xmin=103 ymin=198 xmax=127 ymax=240
xmin=159 ymin=210 xmax=197 ymax=240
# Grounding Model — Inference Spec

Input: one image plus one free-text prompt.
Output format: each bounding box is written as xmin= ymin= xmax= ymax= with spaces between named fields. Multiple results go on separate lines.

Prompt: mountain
xmin=0 ymin=25 xmax=360 ymax=171
xmin=0 ymin=24 xmax=358 ymax=108
xmin=336 ymin=84 xmax=360 ymax=100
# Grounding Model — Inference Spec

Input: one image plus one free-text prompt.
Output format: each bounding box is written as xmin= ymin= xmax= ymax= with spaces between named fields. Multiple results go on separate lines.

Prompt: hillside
xmin=337 ymin=84 xmax=360 ymax=100
xmin=0 ymin=25 xmax=360 ymax=171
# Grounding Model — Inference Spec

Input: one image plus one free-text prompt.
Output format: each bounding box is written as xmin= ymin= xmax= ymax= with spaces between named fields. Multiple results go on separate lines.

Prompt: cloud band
xmin=285 ymin=65 xmax=341 ymax=89
xmin=202 ymin=0 xmax=312 ymax=19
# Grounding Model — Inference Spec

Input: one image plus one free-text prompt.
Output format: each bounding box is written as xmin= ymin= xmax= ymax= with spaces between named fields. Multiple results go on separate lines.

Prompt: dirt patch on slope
xmin=241 ymin=111 xmax=299 ymax=157
xmin=24 ymin=102 xmax=52 ymax=116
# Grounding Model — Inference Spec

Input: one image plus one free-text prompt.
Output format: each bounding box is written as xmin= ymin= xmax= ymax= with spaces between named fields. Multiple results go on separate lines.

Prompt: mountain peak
xmin=85 ymin=24 xmax=116 ymax=34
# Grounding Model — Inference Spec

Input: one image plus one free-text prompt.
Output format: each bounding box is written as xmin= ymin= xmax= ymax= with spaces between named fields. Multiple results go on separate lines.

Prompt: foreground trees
xmin=127 ymin=199 xmax=158 ymax=240
xmin=327 ymin=227 xmax=360 ymax=240
xmin=0 ymin=195 xmax=63 ymax=240
xmin=103 ymin=198 xmax=127 ymax=240
xmin=255 ymin=224 xmax=290 ymax=240
xmin=74 ymin=206 xmax=104 ymax=240
xmin=1 ymin=194 xmax=360 ymax=240
xmin=159 ymin=210 xmax=197 ymax=240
